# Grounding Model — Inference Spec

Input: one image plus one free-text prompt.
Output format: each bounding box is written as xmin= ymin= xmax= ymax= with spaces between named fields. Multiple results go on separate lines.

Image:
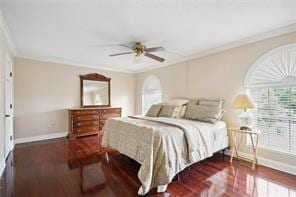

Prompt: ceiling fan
xmin=109 ymin=42 xmax=165 ymax=63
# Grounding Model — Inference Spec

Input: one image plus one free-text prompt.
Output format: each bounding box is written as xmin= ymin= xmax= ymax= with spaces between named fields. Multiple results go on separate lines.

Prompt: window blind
xmin=249 ymin=87 xmax=296 ymax=155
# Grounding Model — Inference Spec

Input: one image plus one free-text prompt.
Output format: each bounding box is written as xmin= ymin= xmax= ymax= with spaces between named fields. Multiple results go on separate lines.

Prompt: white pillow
xmin=198 ymin=99 xmax=224 ymax=108
xmin=187 ymin=98 xmax=199 ymax=105
xmin=163 ymin=99 xmax=189 ymax=106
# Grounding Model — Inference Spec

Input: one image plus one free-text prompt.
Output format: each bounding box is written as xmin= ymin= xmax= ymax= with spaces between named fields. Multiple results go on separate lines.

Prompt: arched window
xmin=142 ymin=75 xmax=162 ymax=114
xmin=245 ymin=43 xmax=296 ymax=155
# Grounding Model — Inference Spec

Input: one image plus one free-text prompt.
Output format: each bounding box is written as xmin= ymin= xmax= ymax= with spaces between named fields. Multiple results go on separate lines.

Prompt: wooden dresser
xmin=68 ymin=107 xmax=121 ymax=139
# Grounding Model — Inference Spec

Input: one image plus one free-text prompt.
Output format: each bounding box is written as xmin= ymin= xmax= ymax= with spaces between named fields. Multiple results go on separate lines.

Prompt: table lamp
xmin=232 ymin=94 xmax=256 ymax=131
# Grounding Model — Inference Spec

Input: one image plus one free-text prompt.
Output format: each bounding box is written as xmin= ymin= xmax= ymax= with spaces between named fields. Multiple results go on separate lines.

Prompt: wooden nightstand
xmin=228 ymin=127 xmax=261 ymax=170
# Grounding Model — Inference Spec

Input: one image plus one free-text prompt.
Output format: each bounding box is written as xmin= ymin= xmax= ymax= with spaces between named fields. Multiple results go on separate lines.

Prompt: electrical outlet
xmin=50 ymin=122 xmax=56 ymax=127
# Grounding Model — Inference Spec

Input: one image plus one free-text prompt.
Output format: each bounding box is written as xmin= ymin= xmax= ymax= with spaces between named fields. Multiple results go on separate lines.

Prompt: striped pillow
xmin=158 ymin=105 xmax=179 ymax=118
xmin=146 ymin=104 xmax=162 ymax=117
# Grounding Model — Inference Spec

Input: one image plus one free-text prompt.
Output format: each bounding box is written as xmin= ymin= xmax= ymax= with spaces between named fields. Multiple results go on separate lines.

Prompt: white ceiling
xmin=1 ymin=0 xmax=296 ymax=73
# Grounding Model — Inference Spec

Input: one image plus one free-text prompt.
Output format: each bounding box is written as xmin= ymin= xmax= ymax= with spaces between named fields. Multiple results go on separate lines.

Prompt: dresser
xmin=68 ymin=107 xmax=121 ymax=139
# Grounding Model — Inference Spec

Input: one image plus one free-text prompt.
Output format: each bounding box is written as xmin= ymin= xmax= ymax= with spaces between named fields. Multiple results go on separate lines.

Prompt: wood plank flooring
xmin=0 ymin=135 xmax=295 ymax=197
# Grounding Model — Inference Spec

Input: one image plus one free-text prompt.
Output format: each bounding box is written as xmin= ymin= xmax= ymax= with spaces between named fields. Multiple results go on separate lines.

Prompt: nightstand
xmin=228 ymin=127 xmax=261 ymax=170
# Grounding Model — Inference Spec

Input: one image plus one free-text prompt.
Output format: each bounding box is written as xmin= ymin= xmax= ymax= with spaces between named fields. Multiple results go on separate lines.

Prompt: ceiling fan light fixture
xmin=132 ymin=42 xmax=145 ymax=54
xmin=109 ymin=41 xmax=166 ymax=63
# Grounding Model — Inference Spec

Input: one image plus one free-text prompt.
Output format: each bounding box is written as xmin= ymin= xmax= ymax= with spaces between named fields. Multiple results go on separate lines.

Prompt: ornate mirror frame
xmin=80 ymin=73 xmax=111 ymax=108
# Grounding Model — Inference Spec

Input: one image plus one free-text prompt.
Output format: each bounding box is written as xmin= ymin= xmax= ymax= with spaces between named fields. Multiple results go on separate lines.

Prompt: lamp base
xmin=239 ymin=110 xmax=253 ymax=129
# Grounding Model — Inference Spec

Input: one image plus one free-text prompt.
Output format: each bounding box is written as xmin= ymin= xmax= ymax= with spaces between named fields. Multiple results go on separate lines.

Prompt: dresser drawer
xmin=100 ymin=113 xmax=120 ymax=120
xmin=72 ymin=110 xmax=98 ymax=116
xmin=73 ymin=115 xmax=99 ymax=122
xmin=98 ymin=108 xmax=121 ymax=115
xmin=69 ymin=107 xmax=122 ymax=139
xmin=74 ymin=120 xmax=99 ymax=128
xmin=73 ymin=125 xmax=99 ymax=134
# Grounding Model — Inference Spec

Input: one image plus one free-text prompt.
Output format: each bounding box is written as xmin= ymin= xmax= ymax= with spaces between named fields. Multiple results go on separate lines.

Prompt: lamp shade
xmin=231 ymin=94 xmax=256 ymax=109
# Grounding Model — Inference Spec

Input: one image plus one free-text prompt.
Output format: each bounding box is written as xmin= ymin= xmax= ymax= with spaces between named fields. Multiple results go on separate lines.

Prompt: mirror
xmin=80 ymin=73 xmax=111 ymax=107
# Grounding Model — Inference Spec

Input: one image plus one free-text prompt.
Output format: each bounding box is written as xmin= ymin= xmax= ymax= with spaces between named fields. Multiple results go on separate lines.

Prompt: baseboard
xmin=0 ymin=158 xmax=6 ymax=177
xmin=225 ymin=150 xmax=296 ymax=175
xmin=14 ymin=132 xmax=68 ymax=144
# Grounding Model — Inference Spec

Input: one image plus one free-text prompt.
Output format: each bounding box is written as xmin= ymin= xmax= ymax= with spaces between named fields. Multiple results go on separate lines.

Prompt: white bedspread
xmin=101 ymin=116 xmax=215 ymax=195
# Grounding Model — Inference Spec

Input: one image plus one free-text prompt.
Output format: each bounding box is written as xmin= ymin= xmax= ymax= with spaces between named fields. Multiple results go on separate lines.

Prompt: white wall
xmin=13 ymin=57 xmax=136 ymax=139
xmin=136 ymin=31 xmax=296 ymax=168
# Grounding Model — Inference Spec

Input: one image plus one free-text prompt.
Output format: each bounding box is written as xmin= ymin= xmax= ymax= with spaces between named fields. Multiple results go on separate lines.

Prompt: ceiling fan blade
xmin=144 ymin=53 xmax=165 ymax=62
xmin=109 ymin=51 xmax=133 ymax=56
xmin=119 ymin=44 xmax=133 ymax=49
xmin=145 ymin=47 xmax=165 ymax=53
xmin=87 ymin=44 xmax=119 ymax=47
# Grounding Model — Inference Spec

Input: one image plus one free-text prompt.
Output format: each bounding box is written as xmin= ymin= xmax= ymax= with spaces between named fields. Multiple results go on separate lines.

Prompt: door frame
xmin=4 ymin=53 xmax=14 ymax=158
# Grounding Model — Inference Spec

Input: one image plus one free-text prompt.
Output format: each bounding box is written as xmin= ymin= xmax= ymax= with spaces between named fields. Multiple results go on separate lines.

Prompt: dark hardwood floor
xmin=0 ymin=135 xmax=295 ymax=197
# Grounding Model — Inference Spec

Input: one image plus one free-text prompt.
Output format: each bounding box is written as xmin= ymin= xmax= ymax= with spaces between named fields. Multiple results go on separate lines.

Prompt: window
xmin=142 ymin=75 xmax=162 ymax=114
xmin=249 ymin=87 xmax=296 ymax=154
xmin=245 ymin=44 xmax=296 ymax=155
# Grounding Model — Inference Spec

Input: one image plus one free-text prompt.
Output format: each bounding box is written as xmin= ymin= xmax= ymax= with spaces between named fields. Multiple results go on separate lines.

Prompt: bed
xmin=101 ymin=115 xmax=228 ymax=195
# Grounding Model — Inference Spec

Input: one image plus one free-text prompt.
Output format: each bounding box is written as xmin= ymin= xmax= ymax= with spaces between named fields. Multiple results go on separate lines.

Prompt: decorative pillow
xmin=177 ymin=105 xmax=187 ymax=118
xmin=158 ymin=105 xmax=179 ymax=118
xmin=185 ymin=105 xmax=223 ymax=123
xmin=146 ymin=104 xmax=162 ymax=117
xmin=164 ymin=99 xmax=189 ymax=106
xmin=172 ymin=106 xmax=182 ymax=118
xmin=198 ymin=99 xmax=224 ymax=108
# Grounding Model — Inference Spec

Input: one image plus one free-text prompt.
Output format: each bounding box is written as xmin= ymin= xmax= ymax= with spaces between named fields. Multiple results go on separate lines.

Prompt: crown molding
xmin=16 ymin=54 xmax=137 ymax=74
xmin=136 ymin=23 xmax=296 ymax=73
xmin=0 ymin=9 xmax=16 ymax=55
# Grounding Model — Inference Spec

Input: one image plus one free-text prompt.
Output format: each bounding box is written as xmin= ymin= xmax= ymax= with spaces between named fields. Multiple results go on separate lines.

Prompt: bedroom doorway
xmin=4 ymin=54 xmax=14 ymax=159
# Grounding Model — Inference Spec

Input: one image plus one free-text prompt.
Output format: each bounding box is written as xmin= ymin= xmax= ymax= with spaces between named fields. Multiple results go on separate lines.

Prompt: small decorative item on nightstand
xmin=231 ymin=94 xmax=256 ymax=131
